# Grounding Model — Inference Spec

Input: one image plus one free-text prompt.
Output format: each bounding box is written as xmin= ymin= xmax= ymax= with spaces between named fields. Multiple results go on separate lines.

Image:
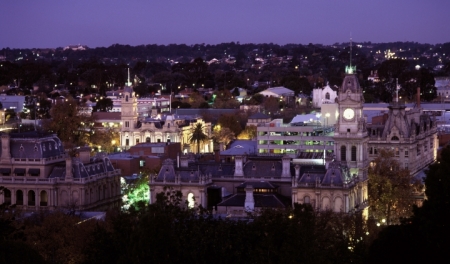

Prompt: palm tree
xmin=189 ymin=122 xmax=208 ymax=154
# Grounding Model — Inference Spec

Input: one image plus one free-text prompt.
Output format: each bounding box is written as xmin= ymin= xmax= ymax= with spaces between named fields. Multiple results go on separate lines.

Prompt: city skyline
xmin=1 ymin=0 xmax=449 ymax=49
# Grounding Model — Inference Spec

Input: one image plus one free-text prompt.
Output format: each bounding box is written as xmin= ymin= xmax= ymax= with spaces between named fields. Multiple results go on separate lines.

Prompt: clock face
xmin=343 ymin=108 xmax=355 ymax=120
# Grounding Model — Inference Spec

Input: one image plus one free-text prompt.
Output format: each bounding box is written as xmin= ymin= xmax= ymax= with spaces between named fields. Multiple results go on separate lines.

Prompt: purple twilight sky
xmin=1 ymin=0 xmax=449 ymax=49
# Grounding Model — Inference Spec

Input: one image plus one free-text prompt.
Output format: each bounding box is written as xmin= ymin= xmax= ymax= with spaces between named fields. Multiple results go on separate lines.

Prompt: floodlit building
xmin=312 ymin=83 xmax=338 ymax=108
xmin=119 ymin=84 xmax=212 ymax=153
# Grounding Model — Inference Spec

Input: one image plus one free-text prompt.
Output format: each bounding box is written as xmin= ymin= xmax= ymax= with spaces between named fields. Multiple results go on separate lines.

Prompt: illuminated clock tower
xmin=334 ymin=65 xmax=369 ymax=181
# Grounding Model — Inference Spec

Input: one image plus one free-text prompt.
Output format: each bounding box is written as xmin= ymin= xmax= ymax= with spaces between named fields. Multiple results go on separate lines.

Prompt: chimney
xmin=65 ymin=155 xmax=73 ymax=181
xmin=180 ymin=155 xmax=189 ymax=168
xmin=281 ymin=155 xmax=291 ymax=178
xmin=244 ymin=185 xmax=255 ymax=211
xmin=0 ymin=134 xmax=11 ymax=164
xmin=417 ymin=87 xmax=421 ymax=108
xmin=214 ymin=149 xmax=220 ymax=163
xmin=234 ymin=156 xmax=244 ymax=177
xmin=295 ymin=164 xmax=300 ymax=178
xmin=77 ymin=146 xmax=91 ymax=164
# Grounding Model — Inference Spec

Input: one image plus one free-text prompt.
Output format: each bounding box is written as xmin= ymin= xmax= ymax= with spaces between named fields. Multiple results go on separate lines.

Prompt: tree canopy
xmin=368 ymin=149 xmax=420 ymax=225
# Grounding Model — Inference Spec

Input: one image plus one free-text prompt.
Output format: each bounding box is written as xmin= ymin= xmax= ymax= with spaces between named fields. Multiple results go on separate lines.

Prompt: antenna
xmin=345 ymin=34 xmax=356 ymax=74
xmin=349 ymin=34 xmax=352 ymax=69
xmin=127 ymin=68 xmax=131 ymax=86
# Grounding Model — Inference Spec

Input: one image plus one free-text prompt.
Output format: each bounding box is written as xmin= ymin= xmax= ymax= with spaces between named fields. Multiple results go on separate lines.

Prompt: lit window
xmin=187 ymin=193 xmax=195 ymax=208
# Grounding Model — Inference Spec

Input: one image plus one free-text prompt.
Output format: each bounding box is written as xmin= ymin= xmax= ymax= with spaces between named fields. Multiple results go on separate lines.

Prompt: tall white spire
xmin=345 ymin=34 xmax=356 ymax=74
xmin=127 ymin=68 xmax=132 ymax=86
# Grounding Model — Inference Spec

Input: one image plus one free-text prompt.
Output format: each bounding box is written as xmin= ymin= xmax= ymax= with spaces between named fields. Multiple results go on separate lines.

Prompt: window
xmin=136 ymin=138 xmax=140 ymax=144
xmin=125 ymin=139 xmax=129 ymax=146
xmin=125 ymin=121 xmax=129 ymax=128
xmin=417 ymin=144 xmax=421 ymax=155
xmin=369 ymin=147 xmax=373 ymax=155
xmin=404 ymin=163 xmax=409 ymax=169
xmin=374 ymin=148 xmax=378 ymax=155
xmin=28 ymin=190 xmax=35 ymax=206
xmin=304 ymin=196 xmax=310 ymax=204
xmin=341 ymin=146 xmax=346 ymax=161
xmin=395 ymin=148 xmax=399 ymax=157
xmin=146 ymin=137 xmax=150 ymax=143
xmin=325 ymin=92 xmax=330 ymax=100
xmin=391 ymin=136 xmax=399 ymax=141
xmin=16 ymin=190 xmax=23 ymax=205
xmin=40 ymin=191 xmax=48 ymax=206
xmin=351 ymin=146 xmax=357 ymax=161
xmin=405 ymin=150 xmax=409 ymax=157
xmin=187 ymin=193 xmax=195 ymax=208
xmin=430 ymin=140 xmax=433 ymax=150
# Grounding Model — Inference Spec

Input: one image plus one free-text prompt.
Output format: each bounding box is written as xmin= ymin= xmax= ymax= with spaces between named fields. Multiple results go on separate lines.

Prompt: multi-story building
xmin=119 ymin=85 xmax=212 ymax=153
xmin=366 ymin=102 xmax=437 ymax=175
xmin=256 ymin=118 xmax=334 ymax=157
xmin=0 ymin=132 xmax=121 ymax=211
xmin=149 ymin=66 xmax=437 ymax=217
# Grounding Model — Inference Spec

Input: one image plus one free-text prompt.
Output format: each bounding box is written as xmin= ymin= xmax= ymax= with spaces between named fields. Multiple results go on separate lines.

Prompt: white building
xmin=312 ymin=83 xmax=338 ymax=108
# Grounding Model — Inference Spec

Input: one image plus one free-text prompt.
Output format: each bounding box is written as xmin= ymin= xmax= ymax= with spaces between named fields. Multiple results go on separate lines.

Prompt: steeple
xmin=345 ymin=36 xmax=356 ymax=74
xmin=126 ymin=68 xmax=132 ymax=87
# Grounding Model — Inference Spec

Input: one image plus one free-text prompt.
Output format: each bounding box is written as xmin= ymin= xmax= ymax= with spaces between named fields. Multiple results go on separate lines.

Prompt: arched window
xmin=187 ymin=193 xmax=195 ymax=208
xmin=391 ymin=136 xmax=399 ymax=141
xmin=16 ymin=190 xmax=23 ymax=205
xmin=146 ymin=137 xmax=151 ymax=143
xmin=351 ymin=146 xmax=357 ymax=161
xmin=40 ymin=191 xmax=48 ymax=206
xmin=325 ymin=92 xmax=330 ymax=100
xmin=3 ymin=189 xmax=11 ymax=205
xmin=340 ymin=145 xmax=346 ymax=161
xmin=304 ymin=196 xmax=310 ymax=204
xmin=28 ymin=190 xmax=36 ymax=206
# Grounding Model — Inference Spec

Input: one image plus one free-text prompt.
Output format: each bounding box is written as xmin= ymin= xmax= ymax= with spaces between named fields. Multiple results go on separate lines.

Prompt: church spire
xmin=126 ymin=68 xmax=132 ymax=86
xmin=345 ymin=35 xmax=356 ymax=74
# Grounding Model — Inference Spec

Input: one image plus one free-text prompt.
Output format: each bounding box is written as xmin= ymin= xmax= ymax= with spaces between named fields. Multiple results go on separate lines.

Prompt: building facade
xmin=119 ymin=85 xmax=212 ymax=153
xmin=149 ymin=67 xmax=437 ymax=217
xmin=0 ymin=132 xmax=121 ymax=211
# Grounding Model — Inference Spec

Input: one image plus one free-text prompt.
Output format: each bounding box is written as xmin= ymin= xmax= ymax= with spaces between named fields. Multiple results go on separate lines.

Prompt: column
xmin=11 ymin=188 xmax=15 ymax=205
xmin=344 ymin=194 xmax=349 ymax=213
xmin=36 ymin=188 xmax=40 ymax=207
xmin=24 ymin=189 xmax=28 ymax=207
xmin=199 ymin=189 xmax=206 ymax=208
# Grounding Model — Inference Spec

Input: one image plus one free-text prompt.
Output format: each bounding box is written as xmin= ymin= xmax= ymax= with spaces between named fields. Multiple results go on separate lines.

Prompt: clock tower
xmin=120 ymin=69 xmax=138 ymax=149
xmin=334 ymin=65 xmax=369 ymax=181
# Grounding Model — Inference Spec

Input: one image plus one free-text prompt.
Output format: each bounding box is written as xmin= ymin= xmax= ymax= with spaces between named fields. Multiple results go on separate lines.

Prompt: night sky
xmin=1 ymin=0 xmax=449 ymax=49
